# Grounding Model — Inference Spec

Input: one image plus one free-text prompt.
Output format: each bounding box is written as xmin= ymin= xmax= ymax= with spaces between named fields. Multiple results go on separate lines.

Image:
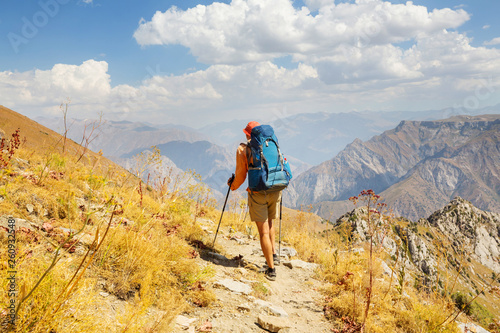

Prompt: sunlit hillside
xmin=0 ymin=106 xmax=498 ymax=333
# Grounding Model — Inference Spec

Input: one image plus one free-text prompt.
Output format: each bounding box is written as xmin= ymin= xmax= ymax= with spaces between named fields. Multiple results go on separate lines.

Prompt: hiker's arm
xmin=231 ymin=144 xmax=248 ymax=191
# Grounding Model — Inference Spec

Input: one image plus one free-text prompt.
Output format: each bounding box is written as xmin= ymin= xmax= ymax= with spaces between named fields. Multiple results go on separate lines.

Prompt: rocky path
xmin=174 ymin=223 xmax=332 ymax=333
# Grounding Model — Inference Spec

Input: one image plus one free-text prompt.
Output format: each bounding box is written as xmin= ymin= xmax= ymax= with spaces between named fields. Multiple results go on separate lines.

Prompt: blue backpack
xmin=247 ymin=125 xmax=292 ymax=192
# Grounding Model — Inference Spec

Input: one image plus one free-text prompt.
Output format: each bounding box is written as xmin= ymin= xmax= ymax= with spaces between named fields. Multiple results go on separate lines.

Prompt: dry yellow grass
xmin=0 ymin=119 xmax=217 ymax=332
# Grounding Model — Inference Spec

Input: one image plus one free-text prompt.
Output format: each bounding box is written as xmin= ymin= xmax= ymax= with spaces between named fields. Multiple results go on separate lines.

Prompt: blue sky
xmin=1 ymin=0 xmax=500 ymax=127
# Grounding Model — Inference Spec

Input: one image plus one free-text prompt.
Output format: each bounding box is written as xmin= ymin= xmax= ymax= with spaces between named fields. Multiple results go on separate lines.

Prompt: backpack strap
xmin=241 ymin=142 xmax=254 ymax=166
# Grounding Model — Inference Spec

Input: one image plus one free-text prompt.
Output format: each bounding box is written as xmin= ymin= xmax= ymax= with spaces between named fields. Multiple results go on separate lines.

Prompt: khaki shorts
xmin=248 ymin=190 xmax=282 ymax=222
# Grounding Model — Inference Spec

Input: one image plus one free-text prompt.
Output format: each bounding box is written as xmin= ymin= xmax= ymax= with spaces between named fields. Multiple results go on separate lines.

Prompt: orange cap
xmin=243 ymin=121 xmax=260 ymax=136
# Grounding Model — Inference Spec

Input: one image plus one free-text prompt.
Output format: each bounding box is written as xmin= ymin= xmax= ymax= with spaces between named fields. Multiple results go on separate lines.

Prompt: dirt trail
xmin=177 ymin=223 xmax=332 ymax=333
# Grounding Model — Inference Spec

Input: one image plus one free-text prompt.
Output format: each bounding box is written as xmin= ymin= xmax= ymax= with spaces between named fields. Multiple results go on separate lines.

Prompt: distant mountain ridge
xmin=288 ymin=115 xmax=500 ymax=221
xmin=123 ymin=140 xmax=234 ymax=193
xmin=199 ymin=105 xmax=500 ymax=166
xmin=35 ymin=117 xmax=208 ymax=158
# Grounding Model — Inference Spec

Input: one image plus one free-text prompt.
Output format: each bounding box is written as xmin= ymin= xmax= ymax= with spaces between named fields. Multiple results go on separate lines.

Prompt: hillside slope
xmin=0 ymin=105 xmax=117 ymax=169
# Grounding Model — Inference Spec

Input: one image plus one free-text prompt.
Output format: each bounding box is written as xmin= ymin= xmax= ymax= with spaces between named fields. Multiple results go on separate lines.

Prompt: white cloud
xmin=107 ymin=61 xmax=320 ymax=124
xmin=483 ymin=25 xmax=490 ymax=30
xmin=0 ymin=59 xmax=320 ymax=125
xmin=484 ymin=37 xmax=500 ymax=46
xmin=133 ymin=0 xmax=469 ymax=65
xmin=4 ymin=1 xmax=500 ymax=127
xmin=0 ymin=60 xmax=110 ymax=109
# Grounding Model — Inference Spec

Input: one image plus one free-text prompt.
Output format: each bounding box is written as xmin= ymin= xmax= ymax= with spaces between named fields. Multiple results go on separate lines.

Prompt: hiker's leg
xmin=266 ymin=190 xmax=281 ymax=256
xmin=268 ymin=218 xmax=276 ymax=255
xmin=255 ymin=220 xmax=274 ymax=269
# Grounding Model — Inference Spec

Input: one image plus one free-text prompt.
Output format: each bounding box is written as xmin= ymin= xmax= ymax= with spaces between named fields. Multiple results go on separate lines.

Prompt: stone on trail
xmin=231 ymin=236 xmax=246 ymax=245
xmin=258 ymin=315 xmax=291 ymax=332
xmin=237 ymin=303 xmax=252 ymax=312
xmin=26 ymin=203 xmax=34 ymax=214
xmin=279 ymin=247 xmax=298 ymax=257
xmin=214 ymin=278 xmax=252 ymax=295
xmin=175 ymin=315 xmax=197 ymax=329
xmin=254 ymin=299 xmax=289 ymax=317
xmin=197 ymin=321 xmax=213 ymax=332
xmin=268 ymin=305 xmax=289 ymax=318
xmin=236 ymin=267 xmax=248 ymax=275
xmin=255 ymin=299 xmax=272 ymax=308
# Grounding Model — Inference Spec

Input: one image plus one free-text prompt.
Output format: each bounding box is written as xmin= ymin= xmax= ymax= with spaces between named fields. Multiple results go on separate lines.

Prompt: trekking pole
xmin=213 ymin=173 xmax=235 ymax=248
xmin=278 ymin=192 xmax=283 ymax=264
xmin=242 ymin=204 xmax=249 ymax=223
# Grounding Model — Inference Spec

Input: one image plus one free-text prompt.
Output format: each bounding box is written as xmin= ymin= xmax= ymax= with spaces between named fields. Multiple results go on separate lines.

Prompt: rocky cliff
xmin=288 ymin=115 xmax=500 ymax=222
xmin=427 ymin=197 xmax=500 ymax=273
xmin=334 ymin=197 xmax=500 ymax=320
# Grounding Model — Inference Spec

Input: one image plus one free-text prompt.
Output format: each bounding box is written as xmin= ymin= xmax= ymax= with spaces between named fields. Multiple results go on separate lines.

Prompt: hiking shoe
xmin=265 ymin=267 xmax=276 ymax=281
xmin=273 ymin=254 xmax=280 ymax=266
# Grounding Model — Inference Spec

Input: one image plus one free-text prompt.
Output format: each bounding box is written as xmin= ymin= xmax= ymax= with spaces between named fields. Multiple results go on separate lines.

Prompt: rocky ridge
xmin=428 ymin=197 xmax=500 ymax=273
xmin=335 ymin=196 xmax=500 ymax=326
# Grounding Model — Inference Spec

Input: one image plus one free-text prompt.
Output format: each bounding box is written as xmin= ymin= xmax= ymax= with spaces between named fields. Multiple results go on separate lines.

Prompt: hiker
xmin=228 ymin=121 xmax=292 ymax=281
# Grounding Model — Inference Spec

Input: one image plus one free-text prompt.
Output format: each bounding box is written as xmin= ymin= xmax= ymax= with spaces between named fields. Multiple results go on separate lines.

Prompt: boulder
xmin=213 ymin=279 xmax=252 ymax=295
xmin=257 ymin=315 xmax=291 ymax=332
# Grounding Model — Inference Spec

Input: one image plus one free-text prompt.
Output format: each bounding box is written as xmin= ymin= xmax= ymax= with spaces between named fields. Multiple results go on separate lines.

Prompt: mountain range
xmin=36 ymin=104 xmax=500 ymax=169
xmin=32 ymin=105 xmax=500 ymax=221
xmin=289 ymin=115 xmax=500 ymax=222
xmin=198 ymin=106 xmax=500 ymax=166
xmin=33 ymin=117 xmax=234 ymax=195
